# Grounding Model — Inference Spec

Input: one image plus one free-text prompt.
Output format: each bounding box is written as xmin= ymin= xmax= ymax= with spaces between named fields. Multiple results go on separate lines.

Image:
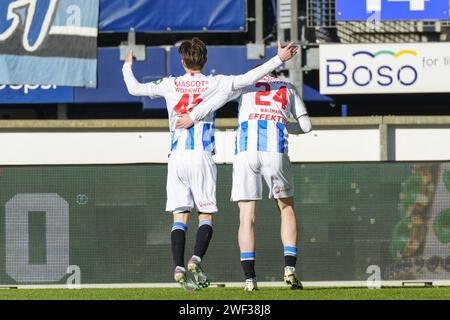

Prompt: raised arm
xmin=122 ymin=51 xmax=150 ymax=96
xmin=231 ymin=41 xmax=298 ymax=90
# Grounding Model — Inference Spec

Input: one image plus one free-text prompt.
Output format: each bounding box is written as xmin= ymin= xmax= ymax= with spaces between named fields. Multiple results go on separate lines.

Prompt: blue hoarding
xmin=0 ymin=85 xmax=73 ymax=104
xmin=0 ymin=47 xmax=332 ymax=105
xmin=74 ymin=48 xmax=166 ymax=108
xmin=336 ymin=0 xmax=450 ymax=21
xmin=99 ymin=0 xmax=246 ymax=32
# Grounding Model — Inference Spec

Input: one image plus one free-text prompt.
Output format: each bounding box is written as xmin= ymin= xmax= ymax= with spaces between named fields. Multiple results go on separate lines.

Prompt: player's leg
xmin=266 ymin=153 xmax=303 ymax=289
xmin=171 ymin=211 xmax=201 ymax=291
xmin=238 ymin=200 xmax=259 ymax=291
xmin=276 ymin=197 xmax=302 ymax=289
xmin=275 ymin=196 xmax=302 ymax=289
xmin=189 ymin=152 xmax=218 ymax=288
xmin=193 ymin=213 xmax=214 ymax=260
xmin=172 ymin=212 xmax=190 ymax=279
xmin=166 ymin=152 xmax=199 ymax=290
xmin=188 ymin=213 xmax=214 ymax=288
xmin=277 ymin=197 xmax=298 ymax=267
xmin=232 ymin=151 xmax=262 ymax=291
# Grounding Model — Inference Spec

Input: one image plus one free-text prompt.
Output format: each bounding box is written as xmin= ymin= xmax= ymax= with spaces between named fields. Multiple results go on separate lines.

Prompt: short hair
xmin=178 ymin=37 xmax=207 ymax=71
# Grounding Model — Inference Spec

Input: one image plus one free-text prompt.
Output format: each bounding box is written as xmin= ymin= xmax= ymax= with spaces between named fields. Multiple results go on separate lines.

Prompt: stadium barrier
xmin=0 ymin=116 xmax=449 ymax=164
xmin=0 ymin=116 xmax=449 ymax=287
xmin=0 ymin=161 xmax=449 ymax=286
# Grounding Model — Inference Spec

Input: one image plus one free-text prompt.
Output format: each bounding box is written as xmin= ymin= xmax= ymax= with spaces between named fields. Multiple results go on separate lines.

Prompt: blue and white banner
xmin=336 ymin=0 xmax=450 ymax=21
xmin=0 ymin=0 xmax=99 ymax=88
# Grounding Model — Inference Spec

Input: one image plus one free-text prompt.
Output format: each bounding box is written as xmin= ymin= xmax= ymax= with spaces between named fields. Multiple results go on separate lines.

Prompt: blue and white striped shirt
xmin=235 ymin=120 xmax=287 ymax=154
xmin=170 ymin=119 xmax=216 ymax=154
xmin=234 ymin=76 xmax=307 ymax=154
xmin=123 ymin=57 xmax=287 ymax=155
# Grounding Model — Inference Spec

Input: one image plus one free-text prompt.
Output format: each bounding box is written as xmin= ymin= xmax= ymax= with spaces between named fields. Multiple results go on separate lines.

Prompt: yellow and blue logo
xmin=353 ymin=50 xmax=417 ymax=58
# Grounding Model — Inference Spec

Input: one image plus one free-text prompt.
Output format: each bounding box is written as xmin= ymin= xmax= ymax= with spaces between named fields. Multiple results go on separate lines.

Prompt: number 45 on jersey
xmin=174 ymin=94 xmax=203 ymax=114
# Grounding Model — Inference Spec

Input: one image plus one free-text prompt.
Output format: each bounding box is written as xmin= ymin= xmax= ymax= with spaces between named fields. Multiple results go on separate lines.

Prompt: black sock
xmin=193 ymin=221 xmax=213 ymax=259
xmin=240 ymin=252 xmax=256 ymax=279
xmin=284 ymin=246 xmax=298 ymax=268
xmin=241 ymin=260 xmax=256 ymax=280
xmin=171 ymin=222 xmax=187 ymax=268
xmin=285 ymin=255 xmax=297 ymax=268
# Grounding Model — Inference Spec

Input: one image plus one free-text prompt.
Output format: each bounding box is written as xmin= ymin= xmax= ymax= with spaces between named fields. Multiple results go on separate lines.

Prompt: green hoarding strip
xmin=0 ymin=162 xmax=448 ymax=285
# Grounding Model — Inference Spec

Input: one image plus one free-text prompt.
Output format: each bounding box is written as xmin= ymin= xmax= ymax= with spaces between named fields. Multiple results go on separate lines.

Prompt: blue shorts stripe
xmin=257 ymin=120 xmax=268 ymax=152
xmin=185 ymin=127 xmax=195 ymax=150
xmin=240 ymin=252 xmax=255 ymax=260
xmin=276 ymin=122 xmax=286 ymax=153
xmin=239 ymin=121 xmax=248 ymax=153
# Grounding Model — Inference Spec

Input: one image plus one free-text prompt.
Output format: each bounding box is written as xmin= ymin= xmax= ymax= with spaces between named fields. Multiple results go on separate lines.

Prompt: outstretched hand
xmin=175 ymin=114 xmax=195 ymax=129
xmin=277 ymin=41 xmax=298 ymax=62
xmin=125 ymin=50 xmax=134 ymax=63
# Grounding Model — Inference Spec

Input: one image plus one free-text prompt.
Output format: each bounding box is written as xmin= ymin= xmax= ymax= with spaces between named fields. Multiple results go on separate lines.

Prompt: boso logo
xmin=321 ymin=43 xmax=450 ymax=94
xmin=325 ymin=49 xmax=419 ymax=88
xmin=0 ymin=84 xmax=58 ymax=94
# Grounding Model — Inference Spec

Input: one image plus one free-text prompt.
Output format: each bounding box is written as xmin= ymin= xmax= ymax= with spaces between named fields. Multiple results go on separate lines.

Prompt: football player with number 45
xmin=176 ymin=64 xmax=312 ymax=291
xmin=122 ymin=37 xmax=298 ymax=291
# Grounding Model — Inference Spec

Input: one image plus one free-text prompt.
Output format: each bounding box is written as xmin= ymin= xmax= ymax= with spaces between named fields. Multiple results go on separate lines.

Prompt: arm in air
xmin=122 ymin=50 xmax=165 ymax=98
xmin=231 ymin=41 xmax=298 ymax=91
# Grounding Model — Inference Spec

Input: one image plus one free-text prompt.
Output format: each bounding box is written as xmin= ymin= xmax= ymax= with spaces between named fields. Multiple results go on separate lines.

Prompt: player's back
xmin=164 ymin=72 xmax=224 ymax=154
xmin=235 ymin=75 xmax=296 ymax=154
xmin=123 ymin=54 xmax=288 ymax=154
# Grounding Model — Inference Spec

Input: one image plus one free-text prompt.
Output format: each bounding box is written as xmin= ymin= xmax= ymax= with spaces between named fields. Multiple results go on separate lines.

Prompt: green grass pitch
xmin=0 ymin=287 xmax=450 ymax=300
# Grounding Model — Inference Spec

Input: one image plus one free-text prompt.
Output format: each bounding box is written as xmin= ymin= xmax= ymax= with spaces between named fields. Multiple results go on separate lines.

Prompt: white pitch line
xmin=4 ymin=280 xmax=450 ymax=290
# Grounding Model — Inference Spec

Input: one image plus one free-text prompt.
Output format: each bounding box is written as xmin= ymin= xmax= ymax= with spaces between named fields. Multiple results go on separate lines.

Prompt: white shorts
xmin=231 ymin=151 xmax=294 ymax=201
xmin=166 ymin=150 xmax=218 ymax=213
